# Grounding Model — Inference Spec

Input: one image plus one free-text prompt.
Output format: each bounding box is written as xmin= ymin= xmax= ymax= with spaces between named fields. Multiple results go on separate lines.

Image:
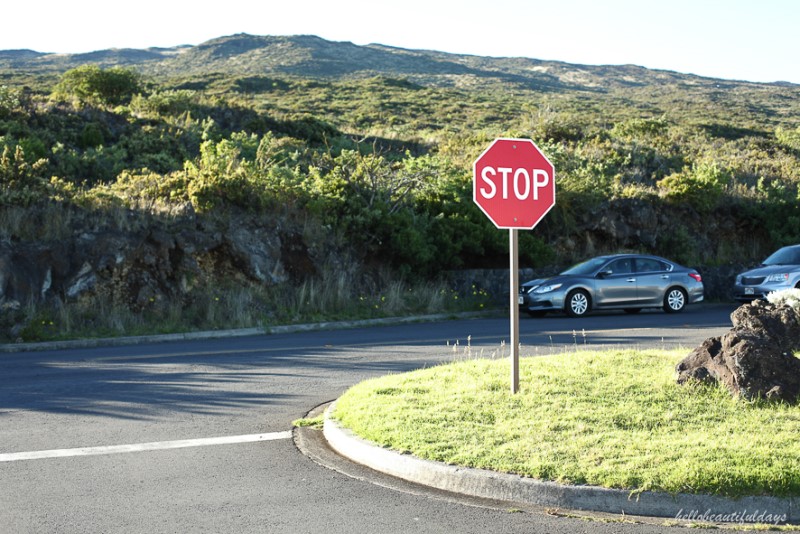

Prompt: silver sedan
xmin=519 ymin=254 xmax=704 ymax=318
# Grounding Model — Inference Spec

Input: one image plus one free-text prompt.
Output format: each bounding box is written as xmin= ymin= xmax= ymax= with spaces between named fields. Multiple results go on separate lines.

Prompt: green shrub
xmin=78 ymin=123 xmax=105 ymax=149
xmin=105 ymin=169 xmax=189 ymax=208
xmin=184 ymin=138 xmax=260 ymax=212
xmin=0 ymin=145 xmax=50 ymax=206
xmin=776 ymin=126 xmax=800 ymax=151
xmin=657 ymin=161 xmax=729 ymax=212
xmin=130 ymin=90 xmax=198 ymax=117
xmin=182 ymin=133 xmax=307 ymax=213
xmin=53 ymin=65 xmax=141 ymax=107
xmin=0 ymin=85 xmax=20 ymax=119
xmin=611 ymin=116 xmax=669 ymax=138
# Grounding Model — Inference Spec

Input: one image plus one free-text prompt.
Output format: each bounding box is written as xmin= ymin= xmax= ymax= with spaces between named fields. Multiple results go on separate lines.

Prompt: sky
xmin=4 ymin=0 xmax=799 ymax=84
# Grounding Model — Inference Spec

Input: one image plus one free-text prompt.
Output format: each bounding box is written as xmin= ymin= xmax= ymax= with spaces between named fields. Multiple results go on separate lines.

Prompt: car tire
xmin=663 ymin=287 xmax=687 ymax=313
xmin=565 ymin=289 xmax=591 ymax=318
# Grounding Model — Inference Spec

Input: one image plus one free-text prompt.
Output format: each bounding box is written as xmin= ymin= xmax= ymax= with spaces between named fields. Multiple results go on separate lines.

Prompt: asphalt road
xmin=1 ymin=304 xmax=738 ymax=533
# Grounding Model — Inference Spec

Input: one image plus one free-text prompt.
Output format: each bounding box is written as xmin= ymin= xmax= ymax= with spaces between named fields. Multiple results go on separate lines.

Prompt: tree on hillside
xmin=53 ymin=65 xmax=141 ymax=107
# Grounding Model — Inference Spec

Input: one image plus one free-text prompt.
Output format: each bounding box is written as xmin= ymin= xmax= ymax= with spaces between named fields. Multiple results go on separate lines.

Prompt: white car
xmin=733 ymin=245 xmax=800 ymax=302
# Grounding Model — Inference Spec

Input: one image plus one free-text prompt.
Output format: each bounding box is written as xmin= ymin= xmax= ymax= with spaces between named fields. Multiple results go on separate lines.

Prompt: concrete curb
xmin=0 ymin=311 xmax=493 ymax=353
xmin=323 ymin=403 xmax=797 ymax=525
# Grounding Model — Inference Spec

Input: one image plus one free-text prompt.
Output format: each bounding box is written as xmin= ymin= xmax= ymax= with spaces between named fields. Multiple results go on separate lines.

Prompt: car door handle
xmin=661 ymin=275 xmax=670 ymax=279
xmin=627 ymin=278 xmax=636 ymax=283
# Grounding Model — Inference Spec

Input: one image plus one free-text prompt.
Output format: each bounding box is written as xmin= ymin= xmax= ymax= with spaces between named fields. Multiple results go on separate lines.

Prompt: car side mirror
xmin=597 ymin=270 xmax=613 ymax=279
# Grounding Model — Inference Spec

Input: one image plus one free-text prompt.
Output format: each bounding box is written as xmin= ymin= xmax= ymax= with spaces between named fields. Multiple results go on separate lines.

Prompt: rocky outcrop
xmin=676 ymin=298 xmax=800 ymax=403
xmin=0 ymin=195 xmax=776 ymax=340
xmin=552 ymin=198 xmax=758 ymax=266
xmin=0 ymin=240 xmax=73 ymax=304
xmin=0 ymin=211 xmax=302 ymax=325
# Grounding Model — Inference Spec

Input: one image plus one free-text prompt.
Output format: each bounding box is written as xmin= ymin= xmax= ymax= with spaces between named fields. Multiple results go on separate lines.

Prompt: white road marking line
xmin=0 ymin=431 xmax=292 ymax=462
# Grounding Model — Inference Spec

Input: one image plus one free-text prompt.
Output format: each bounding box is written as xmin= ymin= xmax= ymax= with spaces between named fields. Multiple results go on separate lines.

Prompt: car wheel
xmin=663 ymin=287 xmax=687 ymax=313
xmin=565 ymin=289 xmax=590 ymax=318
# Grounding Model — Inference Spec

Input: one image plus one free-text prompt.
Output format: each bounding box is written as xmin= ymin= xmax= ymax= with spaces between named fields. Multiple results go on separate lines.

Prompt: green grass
xmin=332 ymin=349 xmax=800 ymax=498
xmin=292 ymin=415 xmax=324 ymax=429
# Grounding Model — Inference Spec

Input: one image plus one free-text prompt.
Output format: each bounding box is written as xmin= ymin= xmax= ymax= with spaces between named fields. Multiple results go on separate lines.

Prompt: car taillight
xmin=689 ymin=273 xmax=702 ymax=282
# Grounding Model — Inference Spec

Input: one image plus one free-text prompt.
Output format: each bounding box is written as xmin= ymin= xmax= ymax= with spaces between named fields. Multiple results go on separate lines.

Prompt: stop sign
xmin=473 ymin=138 xmax=555 ymax=229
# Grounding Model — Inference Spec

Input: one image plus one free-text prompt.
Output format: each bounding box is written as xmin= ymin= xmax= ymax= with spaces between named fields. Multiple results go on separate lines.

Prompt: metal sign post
xmin=509 ymin=229 xmax=520 ymax=393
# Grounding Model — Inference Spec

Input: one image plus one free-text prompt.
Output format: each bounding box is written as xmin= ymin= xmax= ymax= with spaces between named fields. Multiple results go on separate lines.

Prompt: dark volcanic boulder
xmin=676 ymin=297 xmax=800 ymax=403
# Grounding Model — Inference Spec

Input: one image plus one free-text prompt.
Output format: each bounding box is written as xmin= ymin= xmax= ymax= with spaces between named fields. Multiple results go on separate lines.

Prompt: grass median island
xmin=332 ymin=349 xmax=800 ymax=498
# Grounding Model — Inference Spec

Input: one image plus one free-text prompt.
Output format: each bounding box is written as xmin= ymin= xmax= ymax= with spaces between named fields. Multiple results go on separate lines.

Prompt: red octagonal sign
xmin=473 ymin=138 xmax=555 ymax=229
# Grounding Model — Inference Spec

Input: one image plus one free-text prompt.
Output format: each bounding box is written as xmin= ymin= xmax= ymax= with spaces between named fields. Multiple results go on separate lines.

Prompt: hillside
xmin=1 ymin=33 xmax=799 ymax=341
xmin=5 ymin=33 xmax=797 ymax=137
xmin=2 ymin=33 xmax=792 ymax=92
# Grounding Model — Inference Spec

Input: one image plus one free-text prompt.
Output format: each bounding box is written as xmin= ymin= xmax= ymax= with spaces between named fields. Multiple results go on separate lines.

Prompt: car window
xmin=636 ymin=258 xmax=666 ymax=273
xmin=561 ymin=257 xmax=609 ymax=276
xmin=606 ymin=258 xmax=633 ymax=275
xmin=764 ymin=247 xmax=800 ymax=266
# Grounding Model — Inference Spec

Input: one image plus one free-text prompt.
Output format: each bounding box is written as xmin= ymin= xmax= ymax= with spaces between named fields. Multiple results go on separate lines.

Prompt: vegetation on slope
xmin=1 ymin=34 xmax=799 ymax=338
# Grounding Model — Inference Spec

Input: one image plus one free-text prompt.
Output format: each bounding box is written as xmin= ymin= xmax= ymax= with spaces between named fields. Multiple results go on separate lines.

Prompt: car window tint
xmin=608 ymin=259 xmax=633 ymax=274
xmin=561 ymin=257 xmax=609 ymax=276
xmin=636 ymin=258 xmax=665 ymax=273
xmin=764 ymin=247 xmax=800 ymax=265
